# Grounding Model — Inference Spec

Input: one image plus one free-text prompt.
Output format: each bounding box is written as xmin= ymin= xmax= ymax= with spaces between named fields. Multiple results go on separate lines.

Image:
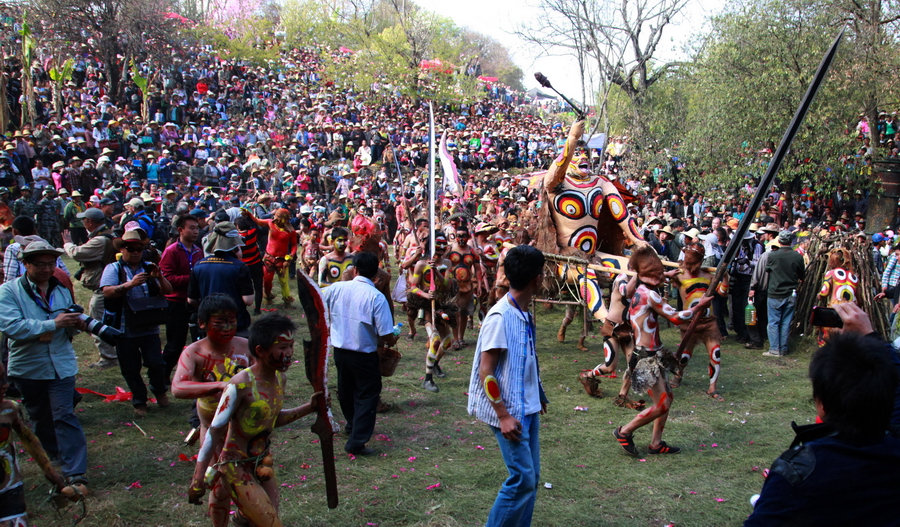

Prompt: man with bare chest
xmin=189 ymin=314 xmax=320 ymax=527
xmin=448 ymin=225 xmax=481 ymax=350
xmin=613 ymin=247 xmax=710 ymax=457
xmin=173 ymin=294 xmax=252 ymax=526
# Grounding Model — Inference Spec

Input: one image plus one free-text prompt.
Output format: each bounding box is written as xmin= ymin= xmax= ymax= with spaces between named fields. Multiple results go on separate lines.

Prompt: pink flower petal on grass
xmin=715 ymin=498 xmax=725 ymax=502
xmin=426 ymin=482 xmax=441 ymax=490
xmin=689 ymin=491 xmax=697 ymax=495
xmin=475 ymin=445 xmax=485 ymax=450
xmin=408 ymin=456 xmax=416 ymax=462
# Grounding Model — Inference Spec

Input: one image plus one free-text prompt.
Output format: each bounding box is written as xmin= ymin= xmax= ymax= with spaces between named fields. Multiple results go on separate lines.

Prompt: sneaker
xmin=613 ymin=426 xmax=639 ymax=456
xmin=745 ymin=342 xmax=763 ymax=350
xmin=89 ymin=358 xmax=118 ymax=370
xmin=433 ymin=363 xmax=447 ymax=378
xmin=762 ymin=350 xmax=784 ymax=357
xmin=133 ymin=404 xmax=148 ymax=418
xmin=422 ymin=379 xmax=440 ymax=392
xmin=156 ymin=393 xmax=171 ymax=408
xmin=648 ymin=441 xmax=681 ymax=454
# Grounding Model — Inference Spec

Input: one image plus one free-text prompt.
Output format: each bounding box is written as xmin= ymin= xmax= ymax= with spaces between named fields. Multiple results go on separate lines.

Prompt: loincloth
xmin=630 ymin=346 xmax=678 ymax=394
xmin=678 ymin=316 xmax=720 ymax=350
xmin=602 ymin=319 xmax=633 ymax=344
xmin=263 ymin=254 xmax=289 ymax=271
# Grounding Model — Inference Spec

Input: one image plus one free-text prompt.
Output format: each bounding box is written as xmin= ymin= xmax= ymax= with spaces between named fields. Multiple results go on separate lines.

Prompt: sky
xmin=424 ymin=0 xmax=723 ymax=101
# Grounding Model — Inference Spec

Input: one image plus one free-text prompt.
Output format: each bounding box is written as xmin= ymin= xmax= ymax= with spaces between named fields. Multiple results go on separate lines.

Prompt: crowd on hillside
xmin=0 ymin=7 xmax=896 ymax=525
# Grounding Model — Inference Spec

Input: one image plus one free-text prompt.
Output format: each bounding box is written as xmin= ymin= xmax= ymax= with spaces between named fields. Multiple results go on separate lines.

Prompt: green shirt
xmin=765 ymin=248 xmax=805 ymax=299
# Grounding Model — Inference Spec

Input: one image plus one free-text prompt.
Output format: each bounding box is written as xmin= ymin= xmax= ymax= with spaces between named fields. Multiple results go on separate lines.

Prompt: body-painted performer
xmin=816 ymin=247 xmax=859 ymax=345
xmin=399 ymin=243 xmax=427 ymax=340
xmin=666 ymin=242 xmax=728 ymax=401
xmin=579 ymin=272 xmax=645 ymax=410
xmin=317 ymin=227 xmax=353 ymax=288
xmin=612 ymin=247 xmax=711 ymax=456
xmin=172 ymin=294 xmax=252 ymax=526
xmin=448 ymin=225 xmax=481 ymax=350
xmin=535 ymin=119 xmax=645 ymax=345
xmin=301 ymin=226 xmax=321 ymax=277
xmin=473 ymin=223 xmax=500 ymax=313
xmin=407 ymin=232 xmax=456 ymax=393
xmin=0 ymin=362 xmax=67 ymax=527
xmin=189 ymin=314 xmax=320 ymax=527
xmin=243 ymin=208 xmax=297 ymax=308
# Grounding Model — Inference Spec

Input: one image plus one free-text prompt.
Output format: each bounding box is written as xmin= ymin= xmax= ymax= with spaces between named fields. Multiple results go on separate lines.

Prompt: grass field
xmin=16 ymin=257 xmax=822 ymax=527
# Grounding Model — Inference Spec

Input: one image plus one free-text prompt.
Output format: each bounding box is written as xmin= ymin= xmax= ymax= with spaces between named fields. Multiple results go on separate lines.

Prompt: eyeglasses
xmin=123 ymin=246 xmax=143 ymax=253
xmin=27 ymin=260 xmax=57 ymax=269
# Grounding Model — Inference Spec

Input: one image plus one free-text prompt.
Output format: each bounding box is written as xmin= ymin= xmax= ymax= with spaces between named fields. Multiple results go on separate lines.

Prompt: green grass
xmin=17 ymin=257 xmax=821 ymax=527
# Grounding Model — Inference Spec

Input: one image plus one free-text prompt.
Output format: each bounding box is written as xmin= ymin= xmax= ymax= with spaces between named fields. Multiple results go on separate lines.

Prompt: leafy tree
xmin=676 ymin=0 xmax=888 ymax=199
xmin=518 ymin=0 xmax=689 ymax=142
xmin=27 ymin=0 xmax=185 ymax=102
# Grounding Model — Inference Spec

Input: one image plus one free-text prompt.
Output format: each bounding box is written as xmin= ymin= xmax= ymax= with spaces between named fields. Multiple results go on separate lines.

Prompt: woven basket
xmin=378 ymin=347 xmax=402 ymax=377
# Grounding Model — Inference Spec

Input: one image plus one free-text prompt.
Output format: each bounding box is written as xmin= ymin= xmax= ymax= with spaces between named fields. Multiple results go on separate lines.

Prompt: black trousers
xmin=334 ymin=347 xmax=381 ymax=453
xmin=750 ymin=289 xmax=768 ymax=346
xmin=248 ymin=261 xmax=263 ymax=312
xmin=163 ymin=300 xmax=196 ymax=381
xmin=116 ymin=334 xmax=167 ymax=407
xmin=730 ymin=274 xmax=752 ymax=343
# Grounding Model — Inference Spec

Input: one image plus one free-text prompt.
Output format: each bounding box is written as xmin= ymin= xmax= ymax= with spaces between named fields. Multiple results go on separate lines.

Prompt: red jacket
xmin=160 ymin=240 xmax=203 ymax=302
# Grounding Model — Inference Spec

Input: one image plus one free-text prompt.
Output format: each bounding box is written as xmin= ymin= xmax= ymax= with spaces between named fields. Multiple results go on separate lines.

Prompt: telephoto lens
xmin=66 ymin=305 xmax=121 ymax=346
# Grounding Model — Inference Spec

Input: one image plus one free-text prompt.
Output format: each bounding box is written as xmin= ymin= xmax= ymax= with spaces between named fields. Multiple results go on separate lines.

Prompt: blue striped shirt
xmin=467 ymin=298 xmax=546 ymax=428
xmin=883 ymin=254 xmax=900 ymax=289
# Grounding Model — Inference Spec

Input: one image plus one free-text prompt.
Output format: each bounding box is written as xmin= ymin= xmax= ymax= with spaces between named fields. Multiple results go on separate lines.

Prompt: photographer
xmin=745 ymin=303 xmax=900 ymax=525
xmin=0 ymin=240 xmax=89 ymax=492
xmin=63 ymin=207 xmax=118 ymax=369
xmin=101 ymin=229 xmax=173 ymax=418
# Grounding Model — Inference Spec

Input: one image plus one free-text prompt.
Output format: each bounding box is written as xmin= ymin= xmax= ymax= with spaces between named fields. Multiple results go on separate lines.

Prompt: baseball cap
xmin=76 ymin=208 xmax=106 ymax=221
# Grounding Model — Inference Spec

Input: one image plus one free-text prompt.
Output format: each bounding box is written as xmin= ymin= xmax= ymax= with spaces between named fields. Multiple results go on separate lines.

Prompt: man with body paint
xmin=0 ymin=362 xmax=66 ymax=527
xmin=666 ymin=242 xmax=728 ymax=401
xmin=467 ymin=245 xmax=549 ymax=527
xmin=612 ymin=246 xmax=712 ymax=457
xmin=243 ymin=208 xmax=297 ymax=308
xmin=580 ymin=271 xmax=645 ymax=410
xmin=448 ymin=224 xmax=481 ymax=351
xmin=188 ymin=314 xmax=320 ymax=527
xmin=317 ymin=226 xmax=353 ymax=288
xmin=172 ymin=294 xmax=252 ymax=526
xmin=407 ymin=232 xmax=455 ymax=393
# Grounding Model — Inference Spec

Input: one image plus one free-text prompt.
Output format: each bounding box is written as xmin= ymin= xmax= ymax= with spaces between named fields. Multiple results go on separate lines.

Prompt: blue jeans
xmin=10 ymin=375 xmax=88 ymax=477
xmin=487 ymin=413 xmax=540 ymax=527
xmin=767 ymin=296 xmax=795 ymax=353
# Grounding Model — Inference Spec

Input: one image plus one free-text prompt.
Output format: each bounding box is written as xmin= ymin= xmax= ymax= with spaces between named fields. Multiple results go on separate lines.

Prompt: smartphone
xmin=811 ymin=306 xmax=843 ymax=328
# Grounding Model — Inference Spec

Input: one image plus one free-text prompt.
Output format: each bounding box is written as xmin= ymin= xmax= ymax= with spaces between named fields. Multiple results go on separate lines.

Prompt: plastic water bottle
xmin=745 ymin=300 xmax=757 ymax=326
xmin=392 ymin=323 xmax=403 ymax=336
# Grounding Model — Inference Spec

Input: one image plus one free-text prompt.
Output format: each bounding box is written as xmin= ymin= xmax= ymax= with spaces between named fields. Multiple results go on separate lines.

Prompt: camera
xmin=66 ymin=305 xmax=121 ymax=346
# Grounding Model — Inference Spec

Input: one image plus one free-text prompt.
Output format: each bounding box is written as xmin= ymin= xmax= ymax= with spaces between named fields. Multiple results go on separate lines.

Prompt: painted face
xmin=267 ymin=332 xmax=294 ymax=372
xmin=204 ymin=311 xmax=237 ymax=345
xmin=334 ymin=237 xmax=347 ymax=251
xmin=434 ymin=236 xmax=448 ymax=254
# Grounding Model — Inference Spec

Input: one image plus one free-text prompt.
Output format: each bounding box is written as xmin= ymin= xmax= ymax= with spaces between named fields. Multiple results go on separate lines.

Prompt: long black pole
xmin=676 ymin=28 xmax=844 ymax=356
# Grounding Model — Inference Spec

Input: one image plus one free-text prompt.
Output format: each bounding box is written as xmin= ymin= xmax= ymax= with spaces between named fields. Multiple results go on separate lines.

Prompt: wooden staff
xmin=676 ymin=29 xmax=845 ymax=358
xmin=502 ymin=243 xmax=715 ymax=277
